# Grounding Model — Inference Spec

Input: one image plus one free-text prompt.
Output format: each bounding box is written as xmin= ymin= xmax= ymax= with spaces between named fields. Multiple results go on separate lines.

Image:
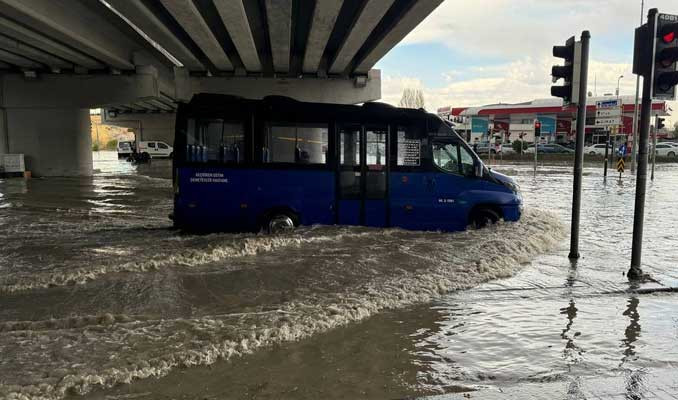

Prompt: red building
xmin=437 ymin=96 xmax=672 ymax=145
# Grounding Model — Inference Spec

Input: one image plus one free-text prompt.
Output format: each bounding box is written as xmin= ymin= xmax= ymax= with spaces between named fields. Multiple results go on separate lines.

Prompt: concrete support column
xmin=6 ymin=108 xmax=92 ymax=176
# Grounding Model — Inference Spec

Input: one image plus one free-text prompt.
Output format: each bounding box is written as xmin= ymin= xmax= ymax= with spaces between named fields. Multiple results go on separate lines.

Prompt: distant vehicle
xmin=584 ymin=143 xmax=613 ymax=155
xmin=473 ymin=141 xmax=513 ymax=154
xmin=658 ymin=141 xmax=678 ymax=148
xmin=525 ymin=144 xmax=575 ymax=154
xmin=499 ymin=144 xmax=515 ymax=155
xmin=172 ymin=94 xmax=523 ymax=233
xmin=117 ymin=140 xmax=134 ymax=159
xmin=654 ymin=143 xmax=677 ymax=157
xmin=138 ymin=141 xmax=173 ymax=159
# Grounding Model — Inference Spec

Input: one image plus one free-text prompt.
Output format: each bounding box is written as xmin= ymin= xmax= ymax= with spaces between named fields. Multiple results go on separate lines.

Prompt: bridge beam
xmin=265 ymin=0 xmax=292 ymax=73
xmin=214 ymin=0 xmax=261 ymax=73
xmin=303 ymin=0 xmax=342 ymax=75
xmin=355 ymin=0 xmax=444 ymax=74
xmin=328 ymin=0 xmax=393 ymax=75
xmin=159 ymin=0 xmax=232 ymax=72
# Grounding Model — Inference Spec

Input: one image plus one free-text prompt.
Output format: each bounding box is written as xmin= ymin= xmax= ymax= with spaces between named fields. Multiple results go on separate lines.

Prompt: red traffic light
xmin=660 ymin=22 xmax=678 ymax=43
xmin=535 ymin=121 xmax=542 ymax=128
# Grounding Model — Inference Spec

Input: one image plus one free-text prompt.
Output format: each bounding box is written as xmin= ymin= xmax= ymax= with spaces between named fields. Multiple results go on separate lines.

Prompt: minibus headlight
xmin=504 ymin=181 xmax=520 ymax=194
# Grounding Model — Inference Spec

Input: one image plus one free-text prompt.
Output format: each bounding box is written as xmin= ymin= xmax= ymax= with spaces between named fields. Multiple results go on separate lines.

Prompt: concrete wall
xmin=6 ymin=108 xmax=92 ymax=176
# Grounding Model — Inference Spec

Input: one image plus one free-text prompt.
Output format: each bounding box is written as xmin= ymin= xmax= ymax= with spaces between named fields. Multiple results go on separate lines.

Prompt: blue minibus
xmin=172 ymin=94 xmax=522 ymax=233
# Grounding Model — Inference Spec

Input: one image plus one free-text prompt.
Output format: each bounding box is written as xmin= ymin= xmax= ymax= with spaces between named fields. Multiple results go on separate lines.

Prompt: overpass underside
xmin=0 ymin=0 xmax=442 ymax=176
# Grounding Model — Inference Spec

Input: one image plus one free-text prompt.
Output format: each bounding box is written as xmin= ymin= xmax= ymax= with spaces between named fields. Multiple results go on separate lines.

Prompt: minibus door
xmin=363 ymin=127 xmax=388 ymax=227
xmin=430 ymin=139 xmax=475 ymax=231
xmin=337 ymin=125 xmax=389 ymax=226
xmin=337 ymin=126 xmax=362 ymax=225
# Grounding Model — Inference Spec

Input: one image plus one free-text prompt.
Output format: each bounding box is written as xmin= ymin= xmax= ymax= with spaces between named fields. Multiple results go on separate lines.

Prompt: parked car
xmin=525 ymin=144 xmax=575 ymax=154
xmin=584 ymin=143 xmax=613 ymax=156
xmin=117 ymin=140 xmax=134 ymax=159
xmin=658 ymin=142 xmax=678 ymax=148
xmin=499 ymin=143 xmax=515 ymax=155
xmin=654 ymin=143 xmax=677 ymax=157
xmin=138 ymin=141 xmax=174 ymax=159
xmin=472 ymin=141 xmax=513 ymax=155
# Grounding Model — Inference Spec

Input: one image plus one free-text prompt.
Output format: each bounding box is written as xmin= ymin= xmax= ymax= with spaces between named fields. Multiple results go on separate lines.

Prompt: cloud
xmin=381 ymin=57 xmax=652 ymax=113
xmin=380 ymin=0 xmax=678 ymax=124
xmin=403 ymin=0 xmax=675 ymax=60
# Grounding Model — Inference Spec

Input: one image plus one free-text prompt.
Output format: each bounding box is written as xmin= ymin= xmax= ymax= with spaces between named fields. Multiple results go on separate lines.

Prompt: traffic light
xmin=654 ymin=13 xmax=678 ymax=99
xmin=551 ymin=36 xmax=582 ymax=105
xmin=535 ymin=120 xmax=541 ymax=137
xmin=657 ymin=117 xmax=665 ymax=130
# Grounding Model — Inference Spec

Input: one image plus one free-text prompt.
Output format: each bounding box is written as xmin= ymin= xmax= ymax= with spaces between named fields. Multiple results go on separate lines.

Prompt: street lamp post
xmin=612 ymin=75 xmax=623 ymax=167
xmin=617 ymin=74 xmax=624 ymax=138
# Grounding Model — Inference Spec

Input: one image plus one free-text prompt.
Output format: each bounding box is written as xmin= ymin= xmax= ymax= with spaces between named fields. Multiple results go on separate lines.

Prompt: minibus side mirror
xmin=474 ymin=161 xmax=483 ymax=178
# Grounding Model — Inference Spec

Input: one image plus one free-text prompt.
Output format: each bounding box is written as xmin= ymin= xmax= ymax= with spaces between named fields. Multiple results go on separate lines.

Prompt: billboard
xmin=471 ymin=117 xmax=489 ymax=134
xmin=537 ymin=115 xmax=557 ymax=134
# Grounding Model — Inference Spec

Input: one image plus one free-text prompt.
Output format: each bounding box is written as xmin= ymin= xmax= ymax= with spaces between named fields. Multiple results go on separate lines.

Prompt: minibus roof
xmin=184 ymin=94 xmax=439 ymax=125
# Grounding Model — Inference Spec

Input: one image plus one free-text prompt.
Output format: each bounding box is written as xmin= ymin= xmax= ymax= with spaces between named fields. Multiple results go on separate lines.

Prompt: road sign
xmin=596 ymin=109 xmax=621 ymax=117
xmin=617 ymin=157 xmax=625 ymax=173
xmin=596 ymin=99 xmax=621 ymax=108
xmin=595 ymin=117 xmax=622 ymax=126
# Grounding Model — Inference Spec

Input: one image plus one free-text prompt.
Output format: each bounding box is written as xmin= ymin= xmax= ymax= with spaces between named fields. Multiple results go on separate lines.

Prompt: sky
xmin=375 ymin=0 xmax=677 ymax=126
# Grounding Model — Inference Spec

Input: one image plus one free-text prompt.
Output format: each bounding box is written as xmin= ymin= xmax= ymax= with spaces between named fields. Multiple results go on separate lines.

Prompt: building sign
xmin=397 ymin=138 xmax=421 ymax=166
xmin=471 ymin=117 xmax=489 ymax=134
xmin=596 ymin=99 xmax=621 ymax=109
xmin=556 ymin=119 xmax=572 ymax=134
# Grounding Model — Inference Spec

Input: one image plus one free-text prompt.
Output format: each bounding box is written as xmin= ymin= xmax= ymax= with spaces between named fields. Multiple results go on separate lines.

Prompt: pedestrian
xmin=619 ymin=141 xmax=628 ymax=158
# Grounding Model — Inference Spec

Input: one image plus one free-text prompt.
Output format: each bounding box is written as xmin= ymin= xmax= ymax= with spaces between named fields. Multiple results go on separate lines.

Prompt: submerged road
xmin=1 ymin=152 xmax=677 ymax=399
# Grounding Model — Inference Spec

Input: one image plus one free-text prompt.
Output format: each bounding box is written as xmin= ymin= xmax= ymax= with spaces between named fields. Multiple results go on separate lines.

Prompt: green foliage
xmin=105 ymin=139 xmax=118 ymax=150
xmin=92 ymin=143 xmax=99 ymax=151
xmin=511 ymin=140 xmax=528 ymax=153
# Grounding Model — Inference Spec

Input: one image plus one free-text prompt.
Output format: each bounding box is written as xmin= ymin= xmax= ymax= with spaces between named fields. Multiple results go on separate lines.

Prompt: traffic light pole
xmin=651 ymin=115 xmax=658 ymax=181
xmin=568 ymin=30 xmax=590 ymax=260
xmin=629 ymin=8 xmax=658 ymax=279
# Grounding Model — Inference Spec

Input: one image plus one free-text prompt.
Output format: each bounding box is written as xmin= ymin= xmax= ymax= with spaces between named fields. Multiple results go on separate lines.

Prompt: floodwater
xmin=0 ymin=151 xmax=676 ymax=400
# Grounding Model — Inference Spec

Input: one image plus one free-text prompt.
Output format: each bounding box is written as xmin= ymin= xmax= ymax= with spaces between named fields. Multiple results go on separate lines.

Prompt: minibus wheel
xmin=264 ymin=212 xmax=298 ymax=234
xmin=470 ymin=207 xmax=500 ymax=229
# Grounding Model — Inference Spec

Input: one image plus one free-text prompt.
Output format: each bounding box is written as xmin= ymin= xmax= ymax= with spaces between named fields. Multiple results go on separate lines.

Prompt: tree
xmin=398 ymin=88 xmax=425 ymax=109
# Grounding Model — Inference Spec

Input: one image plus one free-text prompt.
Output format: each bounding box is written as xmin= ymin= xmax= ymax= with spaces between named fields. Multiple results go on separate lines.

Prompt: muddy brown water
xmin=1 ymin=152 xmax=677 ymax=400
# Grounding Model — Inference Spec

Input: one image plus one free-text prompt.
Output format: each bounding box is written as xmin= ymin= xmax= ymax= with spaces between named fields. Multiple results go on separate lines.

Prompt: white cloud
xmin=382 ymin=57 xmax=662 ymax=113
xmin=382 ymin=0 xmax=678 ymax=124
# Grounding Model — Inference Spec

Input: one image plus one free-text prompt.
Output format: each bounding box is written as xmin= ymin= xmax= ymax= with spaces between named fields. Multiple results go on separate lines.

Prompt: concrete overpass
xmin=0 ymin=0 xmax=443 ymax=176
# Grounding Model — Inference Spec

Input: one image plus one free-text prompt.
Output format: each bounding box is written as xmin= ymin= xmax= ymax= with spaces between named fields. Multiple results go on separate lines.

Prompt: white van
xmin=117 ymin=141 xmax=134 ymax=159
xmin=138 ymin=141 xmax=174 ymax=159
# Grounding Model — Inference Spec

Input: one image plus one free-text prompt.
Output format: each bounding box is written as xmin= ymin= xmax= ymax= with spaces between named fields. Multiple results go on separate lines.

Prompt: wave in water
xmin=0 ymin=209 xmax=565 ymax=400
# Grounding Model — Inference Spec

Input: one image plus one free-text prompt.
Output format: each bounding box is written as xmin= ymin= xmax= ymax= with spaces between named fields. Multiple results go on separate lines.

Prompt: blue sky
xmin=376 ymin=0 xmax=677 ymax=125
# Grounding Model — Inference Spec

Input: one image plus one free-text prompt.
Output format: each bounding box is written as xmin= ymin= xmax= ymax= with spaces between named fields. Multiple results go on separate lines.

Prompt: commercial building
xmin=437 ymin=96 xmax=672 ymax=146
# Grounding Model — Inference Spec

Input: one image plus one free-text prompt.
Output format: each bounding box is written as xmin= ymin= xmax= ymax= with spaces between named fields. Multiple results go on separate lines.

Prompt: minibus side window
xmin=266 ymin=123 xmax=328 ymax=165
xmin=187 ymin=119 xmax=245 ymax=163
xmin=432 ymin=142 xmax=460 ymax=174
xmin=459 ymin=145 xmax=475 ymax=177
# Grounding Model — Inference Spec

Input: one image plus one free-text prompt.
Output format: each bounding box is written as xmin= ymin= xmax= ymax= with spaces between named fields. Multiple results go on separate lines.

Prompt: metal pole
xmin=533 ymin=139 xmax=538 ymax=176
xmin=603 ymin=130 xmax=609 ymax=180
xmin=631 ymin=0 xmax=645 ymax=173
xmin=651 ymin=115 xmax=657 ymax=181
xmin=568 ymin=30 xmax=590 ymax=260
xmin=629 ymin=8 xmax=657 ymax=280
